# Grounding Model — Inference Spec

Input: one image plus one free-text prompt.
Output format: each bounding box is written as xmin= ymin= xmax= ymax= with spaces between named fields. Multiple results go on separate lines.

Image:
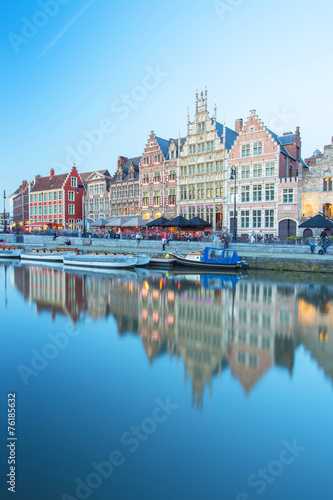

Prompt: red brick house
xmin=28 ymin=165 xmax=83 ymax=231
xmin=10 ymin=180 xmax=30 ymax=232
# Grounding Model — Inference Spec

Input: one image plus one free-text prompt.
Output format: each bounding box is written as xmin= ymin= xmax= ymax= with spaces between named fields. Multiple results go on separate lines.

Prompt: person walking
xmin=309 ymin=235 xmax=316 ymax=254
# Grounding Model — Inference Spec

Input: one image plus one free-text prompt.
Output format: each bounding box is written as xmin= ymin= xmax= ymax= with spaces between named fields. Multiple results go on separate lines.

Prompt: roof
xmin=30 ymin=174 xmax=68 ymax=192
xmin=279 ymin=134 xmax=295 ymax=145
xmin=215 ymin=122 xmax=238 ymax=150
xmin=80 ymin=170 xmax=111 ymax=182
xmin=155 ymin=137 xmax=171 ymax=160
xmin=267 ymin=129 xmax=296 ymax=160
xmin=111 ymin=157 xmax=140 ymax=184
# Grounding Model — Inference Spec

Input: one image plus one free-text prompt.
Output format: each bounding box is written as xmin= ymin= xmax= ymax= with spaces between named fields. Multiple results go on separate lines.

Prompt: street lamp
xmin=230 ymin=165 xmax=237 ymax=243
xmin=76 ymin=184 xmax=86 ymax=238
xmin=3 ymin=190 xmax=6 ymax=233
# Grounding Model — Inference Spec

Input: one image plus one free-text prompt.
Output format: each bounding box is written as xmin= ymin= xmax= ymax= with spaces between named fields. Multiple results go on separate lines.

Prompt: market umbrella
xmin=121 ymin=216 xmax=147 ymax=227
xmin=163 ymin=216 xmax=196 ymax=228
xmin=105 ymin=216 xmax=134 ymax=227
xmin=146 ymin=216 xmax=169 ymax=227
xmin=76 ymin=218 xmax=94 ymax=226
xmin=189 ymin=216 xmax=212 ymax=228
xmin=298 ymin=214 xmax=333 ymax=229
xmin=90 ymin=218 xmax=109 ymax=227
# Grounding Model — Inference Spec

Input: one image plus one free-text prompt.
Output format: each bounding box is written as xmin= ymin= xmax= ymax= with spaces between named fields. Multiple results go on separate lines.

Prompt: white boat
xmin=0 ymin=248 xmax=22 ymax=259
xmin=134 ymin=254 xmax=151 ymax=266
xmin=20 ymin=250 xmax=77 ymax=262
xmin=63 ymin=254 xmax=138 ymax=269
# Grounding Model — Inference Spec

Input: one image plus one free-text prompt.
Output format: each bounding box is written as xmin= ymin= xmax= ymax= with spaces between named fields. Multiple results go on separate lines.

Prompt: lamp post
xmin=3 ymin=190 xmax=6 ymax=233
xmin=77 ymin=184 xmax=86 ymax=237
xmin=230 ymin=166 xmax=237 ymax=242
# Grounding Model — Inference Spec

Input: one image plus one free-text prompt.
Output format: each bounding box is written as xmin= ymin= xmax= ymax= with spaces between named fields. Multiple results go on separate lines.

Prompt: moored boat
xmin=169 ymin=247 xmax=249 ymax=270
xmin=20 ymin=250 xmax=77 ymax=262
xmin=134 ymin=254 xmax=150 ymax=266
xmin=0 ymin=248 xmax=22 ymax=258
xmin=63 ymin=253 xmax=138 ymax=269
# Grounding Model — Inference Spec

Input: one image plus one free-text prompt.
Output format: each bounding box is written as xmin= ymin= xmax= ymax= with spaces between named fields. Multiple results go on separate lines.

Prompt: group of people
xmin=309 ymin=229 xmax=331 ymax=254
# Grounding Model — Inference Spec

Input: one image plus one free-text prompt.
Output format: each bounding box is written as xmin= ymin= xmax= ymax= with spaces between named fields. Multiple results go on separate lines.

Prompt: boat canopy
xmin=201 ymin=247 xmax=240 ymax=265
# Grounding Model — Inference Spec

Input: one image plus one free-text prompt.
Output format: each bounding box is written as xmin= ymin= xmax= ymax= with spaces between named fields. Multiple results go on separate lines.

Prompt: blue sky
xmin=1 ymin=0 xmax=332 ymax=197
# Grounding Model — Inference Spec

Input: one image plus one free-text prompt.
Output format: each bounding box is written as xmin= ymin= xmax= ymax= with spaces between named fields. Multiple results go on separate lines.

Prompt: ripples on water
xmin=0 ymin=261 xmax=332 ymax=500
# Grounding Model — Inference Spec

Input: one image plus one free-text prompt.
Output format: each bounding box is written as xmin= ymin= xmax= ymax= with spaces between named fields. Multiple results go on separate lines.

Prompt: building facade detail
xmin=110 ymin=156 xmax=140 ymax=217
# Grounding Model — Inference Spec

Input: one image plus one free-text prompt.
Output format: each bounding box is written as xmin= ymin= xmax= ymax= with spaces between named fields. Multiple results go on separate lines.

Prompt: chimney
xmin=50 ymin=168 xmax=55 ymax=178
xmin=235 ymin=119 xmax=243 ymax=133
xmin=283 ymin=131 xmax=292 ymax=136
xmin=117 ymin=156 xmax=126 ymax=168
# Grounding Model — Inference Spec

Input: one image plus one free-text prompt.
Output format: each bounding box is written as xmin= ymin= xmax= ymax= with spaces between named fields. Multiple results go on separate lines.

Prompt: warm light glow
xmin=143 ymin=281 xmax=149 ymax=291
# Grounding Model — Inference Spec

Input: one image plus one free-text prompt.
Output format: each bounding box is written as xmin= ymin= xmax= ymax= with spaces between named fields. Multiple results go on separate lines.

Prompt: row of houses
xmin=10 ymin=88 xmax=333 ymax=239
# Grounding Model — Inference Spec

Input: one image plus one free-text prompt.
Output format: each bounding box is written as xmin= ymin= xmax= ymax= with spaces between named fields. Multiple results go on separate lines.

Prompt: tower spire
xmin=195 ymin=85 xmax=198 ymax=114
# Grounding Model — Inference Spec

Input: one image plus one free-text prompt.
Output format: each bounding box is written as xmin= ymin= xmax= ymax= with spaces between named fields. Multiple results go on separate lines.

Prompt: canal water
xmin=0 ymin=261 xmax=332 ymax=500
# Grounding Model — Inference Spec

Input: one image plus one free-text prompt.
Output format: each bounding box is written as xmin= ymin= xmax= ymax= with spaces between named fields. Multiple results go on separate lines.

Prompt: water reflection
xmin=8 ymin=262 xmax=333 ymax=405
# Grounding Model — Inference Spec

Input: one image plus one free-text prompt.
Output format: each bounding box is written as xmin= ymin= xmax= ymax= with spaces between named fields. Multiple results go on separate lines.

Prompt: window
xmin=53 ymin=205 xmax=57 ymax=214
xmin=154 ymin=172 xmax=161 ymax=183
xmin=198 ymin=143 xmax=205 ymax=153
xmin=253 ymin=164 xmax=262 ymax=178
xmin=143 ymin=173 xmax=149 ymax=184
xmin=38 ymin=193 xmax=42 ymax=202
xmin=241 ymin=165 xmax=250 ymax=179
xmin=30 ymin=207 xmax=33 ymax=216
xmin=215 ymin=182 xmax=223 ymax=197
xmin=253 ymin=142 xmax=263 ymax=155
xmin=237 ymin=351 xmax=246 ymax=365
xmin=58 ymin=205 xmax=62 ymax=214
xmin=135 ymin=185 xmax=139 ymax=197
xmin=48 ymin=206 xmax=52 ymax=215
xmin=216 ymin=161 xmax=223 ymax=171
xmin=105 ymin=200 xmax=109 ymax=210
xmin=241 ymin=186 xmax=250 ymax=202
xmin=34 ymin=194 xmax=37 ymax=202
xmin=100 ymin=200 xmax=104 ymax=210
xmin=169 ymin=170 xmax=176 ymax=181
xmin=208 ymin=249 xmax=223 ymax=260
xmin=206 ymin=162 xmax=213 ymax=173
xmin=188 ymin=206 xmax=195 ymax=218
xmin=230 ymin=186 xmax=238 ymax=203
xmin=241 ymin=144 xmax=250 ymax=157
xmin=265 ymin=183 xmax=274 ymax=201
xmin=197 ymin=164 xmax=204 ymax=174
xmin=68 ymin=204 xmax=75 ymax=215
xmin=53 ymin=192 xmax=57 ymax=201
xmin=71 ymin=177 xmax=77 ymax=187
xmin=94 ymin=200 xmax=98 ymax=210
xmin=207 ymin=141 xmax=214 ymax=151
xmin=143 ymin=192 xmax=149 ymax=207
xmin=154 ymin=155 xmax=160 ymax=163
xmin=153 ymin=190 xmax=160 ymax=206
xmin=283 ymin=188 xmax=293 ymax=203
xmin=252 ymin=210 xmax=261 ymax=228
xmin=180 ymin=186 xmax=187 ymax=200
xmin=129 ymin=186 xmax=133 ymax=197
xmin=180 ymin=166 xmax=187 ymax=176
xmin=198 ymin=122 xmax=205 ymax=132
xmin=249 ymin=354 xmax=258 ymax=368
xmin=143 ymin=157 xmax=148 ymax=165
xmin=30 ymin=194 xmax=33 ymax=203
xmin=117 ymin=187 xmax=122 ymax=199
xmin=206 ymin=182 xmax=213 ymax=198
xmin=94 ymin=185 xmax=99 ymax=194
xmin=169 ymin=188 xmax=176 ymax=205
xmin=189 ymin=145 xmax=196 ymax=154
xmin=265 ymin=209 xmax=274 ymax=228
xmin=253 ymin=185 xmax=262 ymax=202
xmin=99 ymin=184 xmax=103 ymax=193
xmin=250 ymin=126 xmax=254 ymax=133
xmin=263 ymin=286 xmax=272 ymax=304
xmin=34 ymin=207 xmax=37 ymax=215
xmin=38 ymin=206 xmax=42 ymax=215
xmin=89 ymin=186 xmax=94 ymax=195
xmin=323 ymin=178 xmax=333 ymax=191
xmin=123 ymin=187 xmax=127 ymax=198
xmin=68 ymin=191 xmax=75 ymax=201
xmin=189 ymin=184 xmax=196 ymax=200
xmin=170 ymin=150 xmax=175 ymax=159
xmin=44 ymin=206 xmax=47 ymax=215
xmin=241 ymin=210 xmax=250 ymax=228
xmin=265 ymin=162 xmax=275 ymax=176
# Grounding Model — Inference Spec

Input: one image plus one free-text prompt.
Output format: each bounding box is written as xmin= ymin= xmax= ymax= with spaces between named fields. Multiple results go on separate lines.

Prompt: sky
xmin=1 ymin=0 xmax=333 ymax=200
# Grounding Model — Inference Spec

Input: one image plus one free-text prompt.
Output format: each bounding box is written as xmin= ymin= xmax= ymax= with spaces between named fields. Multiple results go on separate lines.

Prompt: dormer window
xmin=170 ymin=151 xmax=175 ymax=159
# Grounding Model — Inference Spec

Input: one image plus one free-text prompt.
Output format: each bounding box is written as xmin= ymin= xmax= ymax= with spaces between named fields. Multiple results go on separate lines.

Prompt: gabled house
xmin=110 ymin=156 xmax=140 ymax=217
xmin=28 ymin=165 xmax=83 ymax=231
xmin=80 ymin=169 xmax=112 ymax=221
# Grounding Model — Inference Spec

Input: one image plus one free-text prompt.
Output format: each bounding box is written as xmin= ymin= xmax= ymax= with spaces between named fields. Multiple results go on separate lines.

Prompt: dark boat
xmin=169 ymin=247 xmax=249 ymax=270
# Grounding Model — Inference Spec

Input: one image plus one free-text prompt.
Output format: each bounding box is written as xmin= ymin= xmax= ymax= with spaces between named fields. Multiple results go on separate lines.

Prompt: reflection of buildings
xmin=10 ymin=263 xmax=333 ymax=402
xmin=297 ymin=284 xmax=333 ymax=382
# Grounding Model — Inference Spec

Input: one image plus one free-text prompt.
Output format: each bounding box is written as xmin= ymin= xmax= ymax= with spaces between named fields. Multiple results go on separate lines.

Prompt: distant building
xmin=228 ymin=110 xmax=307 ymax=240
xmin=303 ymin=138 xmax=333 ymax=223
xmin=110 ymin=156 xmax=140 ymax=217
xmin=139 ymin=132 xmax=183 ymax=221
xmin=28 ymin=165 xmax=83 ymax=231
xmin=10 ymin=180 xmax=30 ymax=232
xmin=80 ymin=169 xmax=112 ymax=221
xmin=177 ymin=88 xmax=238 ymax=230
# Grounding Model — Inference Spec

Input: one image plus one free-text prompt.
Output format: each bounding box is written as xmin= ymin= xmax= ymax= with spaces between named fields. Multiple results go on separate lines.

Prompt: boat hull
xmin=170 ymin=253 xmax=249 ymax=269
xmin=63 ymin=255 xmax=138 ymax=269
xmin=21 ymin=251 xmax=76 ymax=262
xmin=0 ymin=249 xmax=22 ymax=258
xmin=134 ymin=255 xmax=150 ymax=266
